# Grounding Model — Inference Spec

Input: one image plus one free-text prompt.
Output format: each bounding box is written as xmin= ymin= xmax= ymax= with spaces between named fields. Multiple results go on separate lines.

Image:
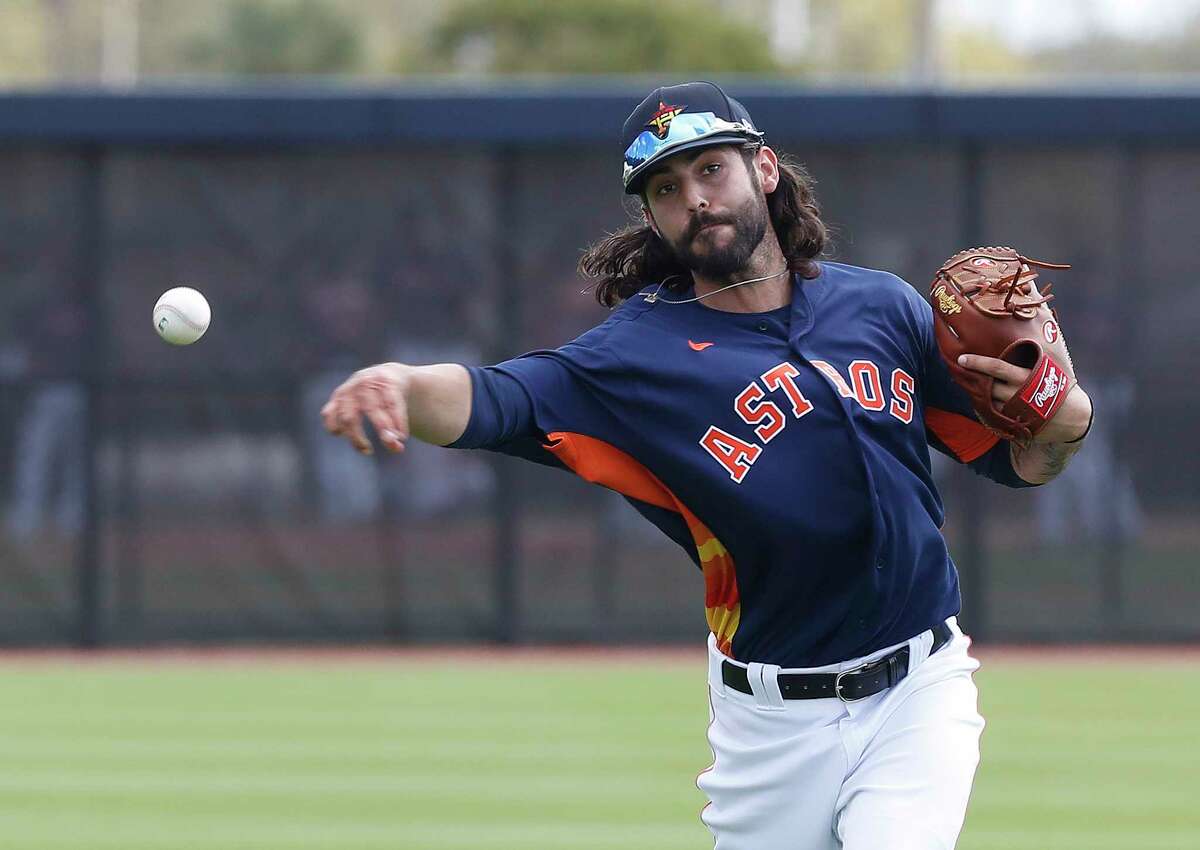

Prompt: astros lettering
xmin=700 ymin=358 xmax=917 ymax=483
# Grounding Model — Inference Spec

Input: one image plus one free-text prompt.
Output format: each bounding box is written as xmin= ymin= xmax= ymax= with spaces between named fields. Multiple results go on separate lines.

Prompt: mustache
xmin=685 ymin=212 xmax=736 ymax=241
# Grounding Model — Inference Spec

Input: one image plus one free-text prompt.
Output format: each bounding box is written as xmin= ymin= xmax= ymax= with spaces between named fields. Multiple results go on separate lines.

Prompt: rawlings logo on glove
xmin=932 ymin=285 xmax=962 ymax=316
xmin=1027 ymin=359 xmax=1067 ymax=413
xmin=928 ymin=246 xmax=1076 ymax=446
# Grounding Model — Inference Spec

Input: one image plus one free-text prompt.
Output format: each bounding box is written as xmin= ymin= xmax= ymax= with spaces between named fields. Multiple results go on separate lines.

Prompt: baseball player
xmin=322 ymin=81 xmax=1093 ymax=849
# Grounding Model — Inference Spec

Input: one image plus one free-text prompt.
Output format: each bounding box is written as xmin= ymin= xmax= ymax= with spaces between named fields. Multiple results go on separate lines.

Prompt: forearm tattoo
xmin=1010 ymin=439 xmax=1083 ymax=485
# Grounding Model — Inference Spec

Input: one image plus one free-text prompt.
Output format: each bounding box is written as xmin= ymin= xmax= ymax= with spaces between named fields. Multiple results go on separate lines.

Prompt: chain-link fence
xmin=0 ymin=89 xmax=1195 ymax=646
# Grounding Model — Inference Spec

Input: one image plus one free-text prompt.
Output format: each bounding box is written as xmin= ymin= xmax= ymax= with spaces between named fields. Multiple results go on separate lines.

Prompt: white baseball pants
xmin=698 ymin=618 xmax=984 ymax=849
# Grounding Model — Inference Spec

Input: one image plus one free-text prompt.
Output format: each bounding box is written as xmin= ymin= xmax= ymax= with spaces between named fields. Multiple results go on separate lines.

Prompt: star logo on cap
xmin=646 ymin=101 xmax=685 ymax=139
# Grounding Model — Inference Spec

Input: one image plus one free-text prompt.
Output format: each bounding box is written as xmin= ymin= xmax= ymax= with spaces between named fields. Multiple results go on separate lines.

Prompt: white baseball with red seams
xmin=153 ymin=287 xmax=211 ymax=345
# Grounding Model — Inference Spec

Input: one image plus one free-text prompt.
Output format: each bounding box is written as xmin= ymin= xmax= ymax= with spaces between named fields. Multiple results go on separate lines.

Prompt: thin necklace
xmin=643 ymin=268 xmax=789 ymax=305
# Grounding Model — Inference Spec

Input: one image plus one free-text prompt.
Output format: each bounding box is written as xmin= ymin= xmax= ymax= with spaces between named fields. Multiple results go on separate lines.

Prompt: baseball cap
xmin=621 ymin=81 xmax=764 ymax=195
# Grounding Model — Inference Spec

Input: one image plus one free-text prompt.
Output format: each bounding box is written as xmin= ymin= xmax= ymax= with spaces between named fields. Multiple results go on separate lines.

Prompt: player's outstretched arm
xmin=956 ymin=353 xmax=1093 ymax=485
xmin=321 ymin=362 xmax=472 ymax=455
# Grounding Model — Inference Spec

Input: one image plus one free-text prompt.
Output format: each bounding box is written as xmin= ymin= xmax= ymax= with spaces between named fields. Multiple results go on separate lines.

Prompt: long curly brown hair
xmin=579 ymin=146 xmax=828 ymax=308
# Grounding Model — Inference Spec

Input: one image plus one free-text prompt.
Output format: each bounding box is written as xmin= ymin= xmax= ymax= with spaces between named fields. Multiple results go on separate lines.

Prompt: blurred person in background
xmin=299 ymin=272 xmax=492 ymax=523
xmin=1034 ymin=294 xmax=1141 ymax=543
xmin=299 ymin=275 xmax=383 ymax=523
xmin=5 ymin=292 xmax=87 ymax=541
xmin=379 ymin=283 xmax=493 ymax=518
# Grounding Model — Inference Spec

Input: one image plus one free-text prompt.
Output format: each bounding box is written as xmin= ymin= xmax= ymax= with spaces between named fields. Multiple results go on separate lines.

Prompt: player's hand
xmin=321 ymin=362 xmax=411 ymax=455
xmin=956 ymin=354 xmax=1092 ymax=443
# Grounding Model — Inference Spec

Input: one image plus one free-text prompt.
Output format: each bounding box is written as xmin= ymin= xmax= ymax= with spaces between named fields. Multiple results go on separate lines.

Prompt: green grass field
xmin=0 ymin=650 xmax=1196 ymax=850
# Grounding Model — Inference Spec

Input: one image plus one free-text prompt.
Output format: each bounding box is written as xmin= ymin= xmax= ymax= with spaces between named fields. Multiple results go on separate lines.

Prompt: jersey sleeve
xmin=912 ymin=286 xmax=1038 ymax=489
xmin=446 ymin=322 xmax=633 ymax=467
xmin=447 ymin=365 xmax=558 ymax=467
xmin=448 ymin=328 xmax=704 ymax=568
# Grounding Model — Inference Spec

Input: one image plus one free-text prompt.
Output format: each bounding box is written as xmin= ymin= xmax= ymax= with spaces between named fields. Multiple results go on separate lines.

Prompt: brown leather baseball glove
xmin=929 ymin=246 xmax=1076 ymax=446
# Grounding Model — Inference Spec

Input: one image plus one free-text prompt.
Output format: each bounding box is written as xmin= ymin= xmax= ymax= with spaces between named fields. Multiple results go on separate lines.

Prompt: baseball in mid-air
xmin=153 ymin=287 xmax=211 ymax=345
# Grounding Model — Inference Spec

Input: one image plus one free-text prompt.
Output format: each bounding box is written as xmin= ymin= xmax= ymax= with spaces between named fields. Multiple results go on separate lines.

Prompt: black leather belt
xmin=721 ymin=621 xmax=954 ymax=703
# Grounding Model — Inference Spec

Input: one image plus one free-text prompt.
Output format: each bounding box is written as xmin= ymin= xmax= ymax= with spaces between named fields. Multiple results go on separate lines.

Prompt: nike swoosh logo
xmin=688 ymin=340 xmax=715 ymax=351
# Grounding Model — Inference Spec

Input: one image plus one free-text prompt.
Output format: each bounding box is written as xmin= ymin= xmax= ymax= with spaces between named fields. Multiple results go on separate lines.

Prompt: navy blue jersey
xmin=451 ymin=262 xmax=1035 ymax=667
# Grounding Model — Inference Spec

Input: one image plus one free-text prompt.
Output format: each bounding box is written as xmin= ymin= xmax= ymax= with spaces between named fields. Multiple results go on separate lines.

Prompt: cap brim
xmin=623 ymin=134 xmax=756 ymax=195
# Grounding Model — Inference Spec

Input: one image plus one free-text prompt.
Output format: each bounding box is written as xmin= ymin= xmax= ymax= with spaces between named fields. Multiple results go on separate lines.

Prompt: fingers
xmin=339 ymin=390 xmax=373 ymax=454
xmin=319 ymin=394 xmax=342 ymax=434
xmin=957 ymin=354 xmax=1029 ymax=385
xmin=319 ymin=378 xmax=371 ymax=454
xmin=320 ymin=375 xmax=358 ymax=435
xmin=958 ymin=354 xmax=1031 ymax=405
xmin=376 ymin=379 xmax=410 ymax=447
xmin=360 ymin=382 xmax=407 ymax=453
xmin=320 ymin=368 xmax=410 ymax=455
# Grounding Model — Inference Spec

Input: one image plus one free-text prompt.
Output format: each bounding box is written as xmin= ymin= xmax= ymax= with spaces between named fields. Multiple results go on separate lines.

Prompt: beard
xmin=663 ymin=191 xmax=770 ymax=281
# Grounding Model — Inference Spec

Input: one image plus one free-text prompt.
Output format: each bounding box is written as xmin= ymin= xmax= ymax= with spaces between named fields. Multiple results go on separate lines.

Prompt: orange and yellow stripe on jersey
xmin=545 ymin=430 xmax=740 ymax=656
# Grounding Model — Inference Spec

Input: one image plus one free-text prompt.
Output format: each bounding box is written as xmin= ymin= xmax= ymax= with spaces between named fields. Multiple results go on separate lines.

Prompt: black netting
xmin=0 ymin=139 xmax=1195 ymax=646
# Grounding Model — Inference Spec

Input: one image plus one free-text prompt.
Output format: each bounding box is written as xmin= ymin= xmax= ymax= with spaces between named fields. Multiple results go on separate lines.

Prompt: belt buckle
xmin=834 ymin=664 xmax=872 ymax=703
